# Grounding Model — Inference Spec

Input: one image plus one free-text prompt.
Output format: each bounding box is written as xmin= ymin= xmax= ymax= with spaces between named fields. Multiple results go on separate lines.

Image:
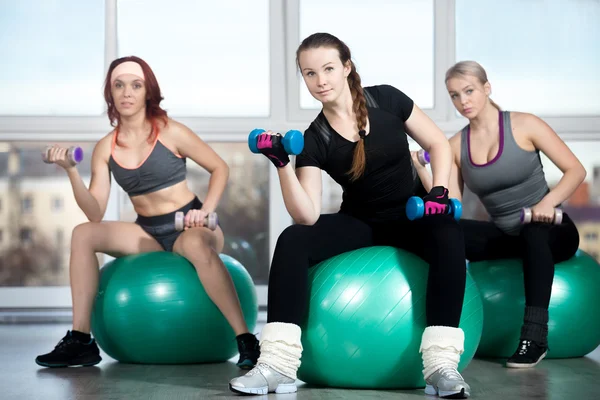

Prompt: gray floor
xmin=2 ymin=323 xmax=600 ymax=400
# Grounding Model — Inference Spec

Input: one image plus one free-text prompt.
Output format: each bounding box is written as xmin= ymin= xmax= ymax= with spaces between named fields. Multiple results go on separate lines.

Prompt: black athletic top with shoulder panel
xmin=295 ymin=85 xmax=425 ymax=223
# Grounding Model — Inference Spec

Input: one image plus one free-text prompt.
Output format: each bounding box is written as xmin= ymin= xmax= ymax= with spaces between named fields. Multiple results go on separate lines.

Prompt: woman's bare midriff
xmin=130 ymin=180 xmax=196 ymax=217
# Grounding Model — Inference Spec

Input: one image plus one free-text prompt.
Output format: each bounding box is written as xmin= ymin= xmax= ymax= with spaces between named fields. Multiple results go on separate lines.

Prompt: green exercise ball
xmin=91 ymin=252 xmax=258 ymax=364
xmin=468 ymin=249 xmax=600 ymax=358
xmin=297 ymin=246 xmax=483 ymax=389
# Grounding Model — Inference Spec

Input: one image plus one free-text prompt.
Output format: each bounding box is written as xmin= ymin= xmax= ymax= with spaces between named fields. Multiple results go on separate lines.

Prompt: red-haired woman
xmin=35 ymin=56 xmax=259 ymax=369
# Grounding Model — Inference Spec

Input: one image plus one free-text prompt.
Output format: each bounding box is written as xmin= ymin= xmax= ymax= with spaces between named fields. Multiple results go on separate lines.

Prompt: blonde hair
xmin=445 ymin=61 xmax=501 ymax=110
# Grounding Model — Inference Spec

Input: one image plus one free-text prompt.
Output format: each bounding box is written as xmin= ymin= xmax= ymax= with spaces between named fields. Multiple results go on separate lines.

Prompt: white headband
xmin=110 ymin=61 xmax=145 ymax=84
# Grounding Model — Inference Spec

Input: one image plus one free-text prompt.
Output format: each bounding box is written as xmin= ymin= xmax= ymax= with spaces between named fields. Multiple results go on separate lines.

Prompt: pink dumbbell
xmin=520 ymin=207 xmax=563 ymax=225
xmin=42 ymin=146 xmax=84 ymax=166
xmin=174 ymin=211 xmax=218 ymax=231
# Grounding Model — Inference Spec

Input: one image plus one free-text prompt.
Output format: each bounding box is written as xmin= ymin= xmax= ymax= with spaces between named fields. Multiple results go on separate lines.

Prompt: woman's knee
xmin=175 ymin=230 xmax=215 ymax=265
xmin=275 ymin=224 xmax=312 ymax=252
xmin=519 ymin=224 xmax=550 ymax=248
xmin=426 ymin=216 xmax=464 ymax=246
xmin=71 ymin=222 xmax=101 ymax=248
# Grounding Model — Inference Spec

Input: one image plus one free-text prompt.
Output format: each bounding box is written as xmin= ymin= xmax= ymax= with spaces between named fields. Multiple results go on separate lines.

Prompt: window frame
xmin=1 ymin=0 xmax=599 ymax=312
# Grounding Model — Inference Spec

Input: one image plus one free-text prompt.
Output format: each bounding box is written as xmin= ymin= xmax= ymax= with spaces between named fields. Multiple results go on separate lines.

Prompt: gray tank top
xmin=109 ymin=134 xmax=187 ymax=197
xmin=460 ymin=111 xmax=550 ymax=235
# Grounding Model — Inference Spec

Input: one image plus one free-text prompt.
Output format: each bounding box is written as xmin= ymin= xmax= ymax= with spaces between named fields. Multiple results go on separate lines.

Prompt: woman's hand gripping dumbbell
xmin=42 ymin=145 xmax=84 ymax=168
xmin=174 ymin=210 xmax=219 ymax=231
xmin=520 ymin=206 xmax=563 ymax=225
xmin=248 ymin=128 xmax=304 ymax=168
xmin=405 ymin=186 xmax=463 ymax=221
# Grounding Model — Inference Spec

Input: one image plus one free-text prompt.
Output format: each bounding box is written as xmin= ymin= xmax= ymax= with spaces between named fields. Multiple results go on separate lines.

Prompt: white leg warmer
xmin=257 ymin=322 xmax=303 ymax=380
xmin=420 ymin=326 xmax=465 ymax=380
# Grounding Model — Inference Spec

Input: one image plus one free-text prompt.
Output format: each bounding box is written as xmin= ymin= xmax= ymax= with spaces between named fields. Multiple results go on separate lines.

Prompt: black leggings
xmin=267 ymin=213 xmax=467 ymax=328
xmin=461 ymin=214 xmax=579 ymax=309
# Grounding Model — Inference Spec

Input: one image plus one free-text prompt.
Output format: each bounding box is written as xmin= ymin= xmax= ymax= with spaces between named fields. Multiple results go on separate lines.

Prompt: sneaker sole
xmin=229 ymin=383 xmax=297 ymax=395
xmin=425 ymin=385 xmax=469 ymax=399
xmin=506 ymin=351 xmax=547 ymax=369
xmin=35 ymin=355 xmax=102 ymax=368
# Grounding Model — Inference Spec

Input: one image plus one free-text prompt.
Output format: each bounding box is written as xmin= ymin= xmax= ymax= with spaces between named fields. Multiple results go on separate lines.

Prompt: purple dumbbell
xmin=417 ymin=149 xmax=430 ymax=166
xmin=520 ymin=207 xmax=563 ymax=225
xmin=175 ymin=211 xmax=218 ymax=231
xmin=42 ymin=146 xmax=84 ymax=166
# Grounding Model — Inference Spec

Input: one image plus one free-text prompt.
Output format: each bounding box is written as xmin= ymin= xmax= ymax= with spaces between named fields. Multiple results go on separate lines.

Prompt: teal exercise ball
xmin=469 ymin=249 xmax=600 ymax=358
xmin=91 ymin=252 xmax=258 ymax=364
xmin=297 ymin=246 xmax=483 ymax=389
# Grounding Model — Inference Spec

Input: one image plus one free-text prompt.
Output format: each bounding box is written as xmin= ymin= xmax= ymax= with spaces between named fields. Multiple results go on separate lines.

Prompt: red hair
xmin=103 ymin=56 xmax=168 ymax=143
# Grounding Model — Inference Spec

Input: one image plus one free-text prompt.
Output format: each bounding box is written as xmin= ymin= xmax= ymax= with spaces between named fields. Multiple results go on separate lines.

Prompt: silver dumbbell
xmin=42 ymin=146 xmax=84 ymax=166
xmin=174 ymin=211 xmax=218 ymax=231
xmin=520 ymin=207 xmax=563 ymax=225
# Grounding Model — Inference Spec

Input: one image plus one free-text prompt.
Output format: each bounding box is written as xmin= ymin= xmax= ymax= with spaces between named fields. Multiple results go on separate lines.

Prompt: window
xmin=56 ymin=229 xmax=64 ymax=245
xmin=20 ymin=228 xmax=32 ymax=244
xmin=21 ymin=196 xmax=33 ymax=214
xmin=298 ymin=0 xmax=434 ymax=109
xmin=51 ymin=197 xmax=64 ymax=212
xmin=117 ymin=0 xmax=270 ymax=117
xmin=0 ymin=142 xmax=103 ymax=287
xmin=456 ymin=0 xmax=600 ymax=116
xmin=585 ymin=232 xmax=598 ymax=241
xmin=0 ymin=1 xmax=105 ymax=115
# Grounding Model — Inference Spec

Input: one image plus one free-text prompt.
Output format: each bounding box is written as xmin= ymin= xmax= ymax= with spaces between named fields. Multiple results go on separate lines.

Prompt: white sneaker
xmin=229 ymin=362 xmax=297 ymax=395
xmin=425 ymin=366 xmax=471 ymax=398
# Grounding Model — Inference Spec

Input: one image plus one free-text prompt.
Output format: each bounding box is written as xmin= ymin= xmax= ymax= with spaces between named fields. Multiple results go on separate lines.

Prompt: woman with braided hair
xmin=229 ymin=33 xmax=471 ymax=398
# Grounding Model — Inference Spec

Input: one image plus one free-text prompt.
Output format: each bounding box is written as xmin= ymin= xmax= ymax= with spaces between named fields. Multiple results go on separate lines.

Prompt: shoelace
xmin=438 ymin=365 xmax=464 ymax=381
xmin=518 ymin=340 xmax=531 ymax=355
xmin=245 ymin=362 xmax=270 ymax=377
xmin=54 ymin=337 xmax=75 ymax=352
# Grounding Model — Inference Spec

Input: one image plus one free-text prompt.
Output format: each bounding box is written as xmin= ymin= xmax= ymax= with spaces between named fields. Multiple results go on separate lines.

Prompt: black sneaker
xmin=35 ymin=331 xmax=102 ymax=368
xmin=506 ymin=339 xmax=548 ymax=368
xmin=236 ymin=334 xmax=260 ymax=370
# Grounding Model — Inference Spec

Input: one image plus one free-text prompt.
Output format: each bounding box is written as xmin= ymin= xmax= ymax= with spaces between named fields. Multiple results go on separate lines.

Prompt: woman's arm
xmin=411 ymin=150 xmax=433 ymax=192
xmin=523 ymin=113 xmax=586 ymax=218
xmin=447 ymin=134 xmax=465 ymax=201
xmin=61 ymin=137 xmax=112 ymax=222
xmin=404 ymin=104 xmax=452 ymax=189
xmin=276 ymin=165 xmax=322 ymax=225
xmin=172 ymin=122 xmax=229 ymax=214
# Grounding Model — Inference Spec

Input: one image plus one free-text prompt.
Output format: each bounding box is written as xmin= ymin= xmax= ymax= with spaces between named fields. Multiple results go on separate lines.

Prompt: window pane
xmin=0 ymin=1 xmax=105 ymax=115
xmin=456 ymin=0 xmax=600 ymax=115
xmin=0 ymin=142 xmax=104 ymax=286
xmin=119 ymin=142 xmax=270 ymax=284
xmin=117 ymin=0 xmax=270 ymax=117
xmin=299 ymin=0 xmax=434 ymax=109
xmin=461 ymin=140 xmax=600 ymax=263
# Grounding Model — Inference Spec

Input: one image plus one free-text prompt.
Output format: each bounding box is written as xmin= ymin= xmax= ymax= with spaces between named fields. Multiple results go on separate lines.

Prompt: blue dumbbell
xmin=248 ymin=129 xmax=304 ymax=155
xmin=406 ymin=197 xmax=462 ymax=221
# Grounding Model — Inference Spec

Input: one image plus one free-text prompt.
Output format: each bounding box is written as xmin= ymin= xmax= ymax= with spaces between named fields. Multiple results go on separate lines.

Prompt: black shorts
xmin=135 ymin=197 xmax=203 ymax=252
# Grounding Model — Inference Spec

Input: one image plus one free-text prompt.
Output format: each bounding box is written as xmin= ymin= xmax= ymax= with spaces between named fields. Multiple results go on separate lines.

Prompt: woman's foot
xmin=229 ymin=362 xmax=297 ymax=395
xmin=35 ymin=330 xmax=101 ymax=368
xmin=506 ymin=339 xmax=548 ymax=368
xmin=235 ymin=333 xmax=260 ymax=369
